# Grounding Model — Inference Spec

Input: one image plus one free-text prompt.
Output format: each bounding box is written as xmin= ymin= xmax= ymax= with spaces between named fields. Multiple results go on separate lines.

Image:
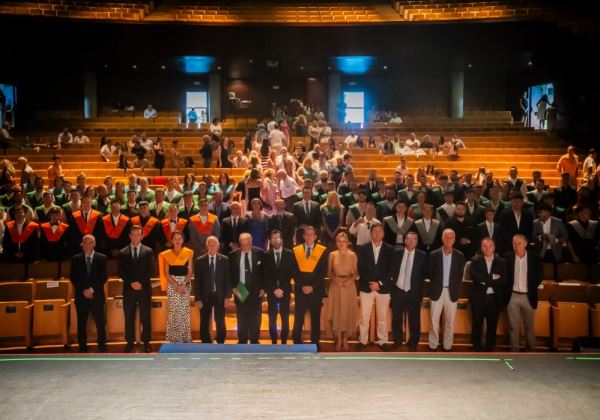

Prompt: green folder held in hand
xmin=236 ymin=282 xmax=249 ymax=303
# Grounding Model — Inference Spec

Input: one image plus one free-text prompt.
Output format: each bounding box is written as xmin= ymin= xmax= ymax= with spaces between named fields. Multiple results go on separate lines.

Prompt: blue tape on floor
xmin=159 ymin=343 xmax=317 ymax=354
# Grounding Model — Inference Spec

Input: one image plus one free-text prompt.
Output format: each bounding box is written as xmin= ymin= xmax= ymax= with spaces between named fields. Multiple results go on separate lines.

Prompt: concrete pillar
xmin=208 ymin=73 xmax=221 ymax=121
xmin=450 ymin=57 xmax=464 ymax=119
xmin=83 ymin=72 xmax=97 ymax=119
xmin=328 ymin=72 xmax=341 ymax=124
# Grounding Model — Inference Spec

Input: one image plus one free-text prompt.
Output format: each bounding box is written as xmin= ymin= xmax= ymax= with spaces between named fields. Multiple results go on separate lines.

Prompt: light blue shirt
xmin=442 ymin=250 xmax=452 ymax=288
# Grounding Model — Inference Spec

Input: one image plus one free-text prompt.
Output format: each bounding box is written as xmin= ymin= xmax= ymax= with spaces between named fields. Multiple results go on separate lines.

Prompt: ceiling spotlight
xmin=467 ymin=63 xmax=472 ymax=68
xmin=132 ymin=64 xmax=137 ymax=69
xmin=383 ymin=65 xmax=388 ymax=70
xmin=249 ymin=59 xmax=253 ymax=64
xmin=103 ymin=64 xmax=108 ymax=69
xmin=300 ymin=66 xmax=304 ymax=70
xmin=161 ymin=65 xmax=166 ymax=70
xmin=217 ymin=66 xmax=221 ymax=70
xmin=528 ymin=61 xmax=533 ymax=66
xmin=327 ymin=66 xmax=331 ymax=70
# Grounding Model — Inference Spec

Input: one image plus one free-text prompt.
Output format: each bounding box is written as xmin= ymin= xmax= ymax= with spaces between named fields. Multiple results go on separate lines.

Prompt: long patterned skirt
xmin=166 ymin=276 xmax=192 ymax=343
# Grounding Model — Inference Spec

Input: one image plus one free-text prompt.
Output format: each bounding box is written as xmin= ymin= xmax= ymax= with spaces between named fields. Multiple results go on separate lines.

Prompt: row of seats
xmin=0 ymin=0 xmax=153 ymax=21
xmin=2 ymin=278 xmax=599 ymax=350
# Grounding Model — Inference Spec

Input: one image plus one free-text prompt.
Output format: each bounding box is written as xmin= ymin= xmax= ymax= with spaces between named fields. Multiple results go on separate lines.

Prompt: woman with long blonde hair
xmin=321 ymin=190 xmax=343 ymax=251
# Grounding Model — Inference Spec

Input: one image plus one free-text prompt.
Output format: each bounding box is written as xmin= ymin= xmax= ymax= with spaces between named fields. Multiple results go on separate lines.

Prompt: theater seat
xmin=535 ymin=280 xmax=555 ymax=342
xmin=28 ymin=260 xmax=60 ymax=280
xmin=151 ymin=281 xmax=169 ymax=340
xmin=0 ymin=282 xmax=33 ymax=348
xmin=590 ymin=285 xmax=600 ymax=337
xmin=550 ymin=282 xmax=590 ymax=349
xmin=0 ymin=263 xmax=27 ymax=281
xmin=557 ymin=263 xmax=589 ymax=282
xmin=590 ymin=264 xmax=600 ymax=284
xmin=32 ymin=280 xmax=71 ymax=346
xmin=542 ymin=262 xmax=555 ymax=280
xmin=105 ymin=279 xmax=125 ymax=342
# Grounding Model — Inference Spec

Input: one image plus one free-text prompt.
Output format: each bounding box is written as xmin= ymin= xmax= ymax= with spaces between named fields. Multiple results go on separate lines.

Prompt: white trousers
xmin=429 ymin=288 xmax=457 ymax=350
xmin=359 ymin=291 xmax=390 ymax=345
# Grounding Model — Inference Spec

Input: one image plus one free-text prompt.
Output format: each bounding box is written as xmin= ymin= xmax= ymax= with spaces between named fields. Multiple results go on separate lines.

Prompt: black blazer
xmin=292 ymin=245 xmax=328 ymax=297
xmin=477 ymin=221 xmax=500 ymax=244
xmin=389 ymin=247 xmax=428 ymax=299
xmin=261 ymin=248 xmax=295 ymax=296
xmin=357 ymin=241 xmax=394 ymax=294
xmin=229 ymin=247 xmax=264 ymax=297
xmin=118 ymin=244 xmax=154 ymax=294
xmin=194 ymin=253 xmax=231 ymax=302
xmin=503 ymin=251 xmax=543 ymax=309
xmin=220 ymin=216 xmax=249 ymax=254
xmin=427 ymin=247 xmax=465 ymax=302
xmin=468 ymin=254 xmax=508 ymax=308
xmin=292 ymin=200 xmax=321 ymax=229
xmin=69 ymin=251 xmax=108 ymax=300
xmin=498 ymin=209 xmax=533 ymax=252
xmin=267 ymin=212 xmax=296 ymax=250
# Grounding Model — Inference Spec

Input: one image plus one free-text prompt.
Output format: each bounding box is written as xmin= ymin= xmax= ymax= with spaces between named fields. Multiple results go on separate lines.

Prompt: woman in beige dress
xmin=327 ymin=232 xmax=359 ymax=351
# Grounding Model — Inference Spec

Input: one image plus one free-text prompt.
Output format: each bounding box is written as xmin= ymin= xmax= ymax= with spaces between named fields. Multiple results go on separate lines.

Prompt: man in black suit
xmin=389 ymin=232 xmax=427 ymax=351
xmin=208 ymin=190 xmax=231 ymax=222
xmin=220 ymin=201 xmax=249 ymax=255
xmin=427 ymin=228 xmax=466 ymax=351
xmin=69 ymin=234 xmax=108 ymax=352
xmin=504 ymin=234 xmax=543 ymax=352
xmin=267 ymin=198 xmax=296 ymax=250
xmin=292 ymin=226 xmax=328 ymax=345
xmin=468 ymin=238 xmax=507 ymax=351
xmin=262 ymin=230 xmax=295 ymax=344
xmin=292 ymin=186 xmax=321 ymax=244
xmin=195 ymin=236 xmax=231 ymax=344
xmin=498 ymin=192 xmax=534 ymax=255
xmin=446 ymin=201 xmax=477 ymax=260
xmin=118 ymin=225 xmax=154 ymax=353
xmin=477 ymin=207 xmax=500 ymax=245
xmin=229 ymin=233 xmax=264 ymax=344
xmin=356 ymin=223 xmax=394 ymax=350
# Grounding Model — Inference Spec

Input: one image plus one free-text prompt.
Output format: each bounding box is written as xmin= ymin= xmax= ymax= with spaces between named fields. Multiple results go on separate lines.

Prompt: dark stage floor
xmin=1 ymin=352 xmax=599 ymax=419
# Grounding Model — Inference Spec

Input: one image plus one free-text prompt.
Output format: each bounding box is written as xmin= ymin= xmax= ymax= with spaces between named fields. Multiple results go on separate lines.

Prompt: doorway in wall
xmin=185 ymin=91 xmax=208 ymax=125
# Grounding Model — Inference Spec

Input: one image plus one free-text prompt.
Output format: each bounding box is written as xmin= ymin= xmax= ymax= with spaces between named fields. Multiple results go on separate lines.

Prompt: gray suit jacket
xmin=532 ymin=216 xmax=568 ymax=261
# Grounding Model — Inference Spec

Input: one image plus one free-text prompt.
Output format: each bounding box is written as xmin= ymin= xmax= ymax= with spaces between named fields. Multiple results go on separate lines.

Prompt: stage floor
xmin=1 ymin=353 xmax=599 ymax=419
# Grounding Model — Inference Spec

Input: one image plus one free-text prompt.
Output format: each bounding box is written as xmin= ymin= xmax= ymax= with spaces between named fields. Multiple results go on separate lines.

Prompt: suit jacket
xmin=208 ymin=201 xmax=231 ymax=222
xmin=220 ymin=216 xmax=249 ymax=254
xmin=292 ymin=244 xmax=328 ymax=297
xmin=229 ymin=247 xmax=264 ymax=298
xmin=267 ymin=212 xmax=296 ymax=250
xmin=398 ymin=188 xmax=418 ymax=206
xmin=194 ymin=253 xmax=231 ymax=302
xmin=427 ymin=247 xmax=466 ymax=302
xmin=261 ymin=248 xmax=295 ymax=296
xmin=69 ymin=251 xmax=108 ymax=300
xmin=498 ymin=208 xmax=533 ymax=253
xmin=468 ymin=254 xmax=508 ymax=308
xmin=465 ymin=202 xmax=486 ymax=224
xmin=389 ymin=247 xmax=428 ymax=299
xmin=477 ymin=221 xmax=500 ymax=244
xmin=357 ymin=241 xmax=395 ymax=294
xmin=532 ymin=216 xmax=569 ymax=260
xmin=503 ymin=251 xmax=543 ymax=308
xmin=118 ymin=244 xmax=154 ymax=295
xmin=292 ymin=200 xmax=321 ymax=229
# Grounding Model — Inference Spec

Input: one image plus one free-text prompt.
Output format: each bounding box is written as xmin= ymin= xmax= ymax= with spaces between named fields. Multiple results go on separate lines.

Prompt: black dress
xmin=247 ymin=186 xmax=261 ymax=210
xmin=154 ymin=144 xmax=165 ymax=170
xmin=220 ymin=146 xmax=232 ymax=168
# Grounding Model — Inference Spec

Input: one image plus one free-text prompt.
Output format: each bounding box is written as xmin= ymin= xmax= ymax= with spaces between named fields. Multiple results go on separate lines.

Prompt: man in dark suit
xmin=292 ymin=226 xmax=328 ymax=345
xmin=427 ymin=228 xmax=466 ymax=351
xmin=262 ymin=230 xmax=295 ymax=344
xmin=477 ymin=207 xmax=500 ymax=245
xmin=389 ymin=232 xmax=427 ymax=351
xmin=292 ymin=186 xmax=321 ymax=244
xmin=356 ymin=223 xmax=394 ymax=350
xmin=195 ymin=236 xmax=231 ymax=344
xmin=498 ymin=192 xmax=534 ymax=255
xmin=398 ymin=174 xmax=418 ymax=206
xmin=504 ymin=234 xmax=543 ymax=352
xmin=468 ymin=238 xmax=507 ymax=351
xmin=208 ymin=190 xmax=231 ymax=222
xmin=220 ymin=201 xmax=249 ymax=255
xmin=446 ymin=202 xmax=477 ymax=260
xmin=118 ymin=225 xmax=154 ymax=352
xmin=69 ymin=234 xmax=108 ymax=352
xmin=229 ymin=233 xmax=264 ymax=344
xmin=267 ymin=198 xmax=296 ymax=250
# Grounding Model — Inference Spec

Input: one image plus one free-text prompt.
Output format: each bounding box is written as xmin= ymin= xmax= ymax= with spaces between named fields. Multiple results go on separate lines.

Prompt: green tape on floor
xmin=322 ymin=356 xmax=502 ymax=362
xmin=0 ymin=357 xmax=154 ymax=362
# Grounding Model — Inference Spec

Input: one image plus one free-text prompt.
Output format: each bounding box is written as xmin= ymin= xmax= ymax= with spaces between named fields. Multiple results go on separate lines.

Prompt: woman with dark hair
xmin=181 ymin=173 xmax=198 ymax=194
xmin=260 ymin=138 xmax=271 ymax=170
xmin=246 ymin=197 xmax=269 ymax=250
xmin=243 ymin=131 xmax=253 ymax=155
xmin=210 ymin=172 xmax=235 ymax=202
xmin=536 ymin=93 xmax=550 ymax=130
xmin=219 ymin=137 xmax=233 ymax=168
xmin=153 ymin=137 xmax=165 ymax=175
xmin=245 ymin=168 xmax=262 ymax=211
xmin=321 ymin=191 xmax=343 ymax=252
xmin=159 ymin=230 xmax=194 ymax=343
xmin=50 ymin=176 xmax=68 ymax=206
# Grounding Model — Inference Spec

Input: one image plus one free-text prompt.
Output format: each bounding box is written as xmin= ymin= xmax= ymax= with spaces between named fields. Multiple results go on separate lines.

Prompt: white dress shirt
xmin=396 ymin=249 xmax=414 ymax=291
xmin=514 ymin=254 xmax=528 ymax=292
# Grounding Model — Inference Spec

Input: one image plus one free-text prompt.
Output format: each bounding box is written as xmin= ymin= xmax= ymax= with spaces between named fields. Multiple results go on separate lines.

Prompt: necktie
xmin=275 ymin=251 xmax=281 ymax=267
xmin=305 ymin=246 xmax=312 ymax=258
xmin=244 ymin=252 xmax=252 ymax=284
xmin=305 ymin=202 xmax=310 ymax=216
xmin=133 ymin=247 xmax=138 ymax=262
xmin=404 ymin=252 xmax=412 ymax=292
xmin=210 ymin=256 xmax=216 ymax=292
xmin=84 ymin=212 xmax=88 ymax=222
xmin=86 ymin=256 xmax=92 ymax=275
xmin=233 ymin=217 xmax=238 ymax=232
xmin=278 ymin=214 xmax=283 ymax=225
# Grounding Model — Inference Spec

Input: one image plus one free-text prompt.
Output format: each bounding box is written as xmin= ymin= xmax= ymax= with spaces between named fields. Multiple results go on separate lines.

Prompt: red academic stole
xmin=161 ymin=217 xmax=188 ymax=239
xmin=7 ymin=221 xmax=39 ymax=244
xmin=131 ymin=216 xmax=159 ymax=238
xmin=189 ymin=213 xmax=217 ymax=235
xmin=73 ymin=209 xmax=101 ymax=235
xmin=103 ymin=214 xmax=130 ymax=239
xmin=41 ymin=222 xmax=69 ymax=241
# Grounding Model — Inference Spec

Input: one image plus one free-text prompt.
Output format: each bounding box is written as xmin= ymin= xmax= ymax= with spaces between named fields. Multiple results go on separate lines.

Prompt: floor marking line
xmin=0 ymin=357 xmax=154 ymax=362
xmin=504 ymin=360 xmax=515 ymax=370
xmin=322 ymin=356 xmax=502 ymax=362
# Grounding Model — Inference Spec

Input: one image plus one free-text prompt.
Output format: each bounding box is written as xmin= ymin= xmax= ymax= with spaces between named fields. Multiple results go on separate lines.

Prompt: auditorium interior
xmin=0 ymin=1 xmax=599 ymax=418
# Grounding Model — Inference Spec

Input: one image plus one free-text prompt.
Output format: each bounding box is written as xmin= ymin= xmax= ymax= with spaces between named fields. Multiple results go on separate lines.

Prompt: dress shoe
xmin=143 ymin=343 xmax=152 ymax=353
xmin=377 ymin=343 xmax=389 ymax=352
xmin=78 ymin=347 xmax=88 ymax=353
xmin=123 ymin=343 xmax=135 ymax=353
xmin=389 ymin=342 xmax=402 ymax=351
xmin=98 ymin=345 xmax=109 ymax=353
xmin=356 ymin=343 xmax=368 ymax=351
